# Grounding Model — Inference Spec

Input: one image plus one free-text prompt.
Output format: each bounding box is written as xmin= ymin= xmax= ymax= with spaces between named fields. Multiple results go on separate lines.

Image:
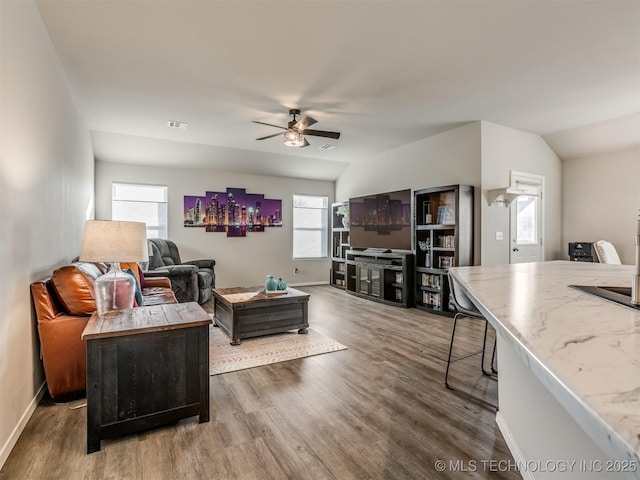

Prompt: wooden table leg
xmin=86 ymin=340 xmax=101 ymax=453
xmin=198 ymin=325 xmax=210 ymax=423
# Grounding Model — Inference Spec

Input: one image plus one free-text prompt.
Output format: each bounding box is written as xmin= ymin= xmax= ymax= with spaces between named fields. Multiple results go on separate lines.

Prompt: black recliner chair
xmin=147 ymin=238 xmax=215 ymax=304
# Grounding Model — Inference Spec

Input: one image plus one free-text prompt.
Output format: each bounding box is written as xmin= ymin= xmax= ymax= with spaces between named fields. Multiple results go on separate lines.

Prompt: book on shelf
xmin=421 ymin=273 xmax=441 ymax=288
xmin=395 ymin=272 xmax=403 ymax=284
xmin=422 ymin=291 xmax=441 ymax=308
xmin=442 ymin=205 xmax=455 ymax=225
xmin=437 ymin=235 xmax=455 ymax=248
xmin=438 ymin=256 xmax=455 ymax=270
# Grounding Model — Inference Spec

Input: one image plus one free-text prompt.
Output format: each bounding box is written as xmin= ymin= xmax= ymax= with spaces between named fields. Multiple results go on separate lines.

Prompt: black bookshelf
xmin=414 ymin=185 xmax=473 ymax=316
xmin=330 ymin=202 xmax=350 ymax=288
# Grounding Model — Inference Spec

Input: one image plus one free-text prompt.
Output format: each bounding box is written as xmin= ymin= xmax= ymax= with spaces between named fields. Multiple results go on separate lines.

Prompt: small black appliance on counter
xmin=568 ymin=242 xmax=594 ymax=262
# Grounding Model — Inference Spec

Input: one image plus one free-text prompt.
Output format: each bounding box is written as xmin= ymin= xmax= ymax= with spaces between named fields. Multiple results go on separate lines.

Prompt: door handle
xmin=513 ymin=247 xmax=519 ymax=252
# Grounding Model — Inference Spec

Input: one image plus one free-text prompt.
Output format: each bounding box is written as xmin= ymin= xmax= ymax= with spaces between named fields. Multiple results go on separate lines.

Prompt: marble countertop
xmin=450 ymin=261 xmax=640 ymax=467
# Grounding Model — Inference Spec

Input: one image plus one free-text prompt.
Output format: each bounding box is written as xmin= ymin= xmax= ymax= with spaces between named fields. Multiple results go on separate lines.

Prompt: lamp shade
xmin=79 ymin=220 xmax=148 ymax=263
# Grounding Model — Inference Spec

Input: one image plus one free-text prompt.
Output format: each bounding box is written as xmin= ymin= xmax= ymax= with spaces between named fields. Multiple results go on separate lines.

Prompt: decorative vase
xmin=94 ymin=263 xmax=136 ymax=316
xmin=277 ymin=277 xmax=287 ymax=290
xmin=342 ymin=216 xmax=350 ymax=229
xmin=265 ymin=275 xmax=278 ymax=292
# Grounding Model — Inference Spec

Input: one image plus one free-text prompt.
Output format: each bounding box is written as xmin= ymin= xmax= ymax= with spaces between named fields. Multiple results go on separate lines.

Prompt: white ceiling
xmin=36 ymin=0 xmax=640 ymax=180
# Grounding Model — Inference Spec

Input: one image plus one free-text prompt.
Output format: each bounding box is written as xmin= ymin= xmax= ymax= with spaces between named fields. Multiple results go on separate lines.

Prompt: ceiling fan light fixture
xmin=283 ymin=129 xmax=305 ymax=147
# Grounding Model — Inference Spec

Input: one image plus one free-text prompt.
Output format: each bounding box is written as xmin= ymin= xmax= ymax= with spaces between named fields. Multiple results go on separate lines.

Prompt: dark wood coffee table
xmin=212 ymin=286 xmax=310 ymax=345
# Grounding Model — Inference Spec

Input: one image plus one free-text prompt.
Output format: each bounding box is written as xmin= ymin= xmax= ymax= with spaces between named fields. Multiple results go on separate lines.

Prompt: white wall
xmin=480 ymin=121 xmax=563 ymax=265
xmin=562 ymin=147 xmax=640 ymax=264
xmin=335 ymin=121 xmax=563 ymax=267
xmin=336 ymin=122 xmax=481 ymax=200
xmin=336 ymin=122 xmax=482 ymax=262
xmin=95 ymin=162 xmax=334 ymax=287
xmin=0 ymin=1 xmax=94 ymax=467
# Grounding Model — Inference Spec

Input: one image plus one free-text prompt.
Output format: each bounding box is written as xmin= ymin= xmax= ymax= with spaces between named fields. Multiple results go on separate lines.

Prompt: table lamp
xmin=79 ymin=220 xmax=148 ymax=316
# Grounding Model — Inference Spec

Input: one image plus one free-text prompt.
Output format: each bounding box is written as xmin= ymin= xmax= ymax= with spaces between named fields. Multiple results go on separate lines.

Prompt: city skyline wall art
xmin=184 ymin=187 xmax=282 ymax=237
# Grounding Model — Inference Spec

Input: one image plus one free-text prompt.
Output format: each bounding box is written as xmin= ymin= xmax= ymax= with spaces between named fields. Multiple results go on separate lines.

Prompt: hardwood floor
xmin=1 ymin=286 xmax=521 ymax=479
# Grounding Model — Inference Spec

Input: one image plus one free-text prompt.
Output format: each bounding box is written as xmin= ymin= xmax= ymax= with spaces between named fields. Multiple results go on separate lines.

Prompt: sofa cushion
xmin=119 ymin=262 xmax=140 ymax=283
xmin=31 ymin=281 xmax=62 ymax=323
xmin=142 ymin=287 xmax=178 ymax=305
xmin=50 ymin=263 xmax=102 ymax=316
xmin=124 ymin=268 xmax=144 ymax=306
xmin=138 ymin=265 xmax=149 ymax=288
xmin=148 ymin=239 xmax=180 ymax=268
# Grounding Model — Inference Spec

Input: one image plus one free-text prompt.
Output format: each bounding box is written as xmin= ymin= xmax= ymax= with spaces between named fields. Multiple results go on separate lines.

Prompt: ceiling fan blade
xmin=300 ymin=137 xmax=310 ymax=148
xmin=252 ymin=121 xmax=287 ymax=130
xmin=302 ymin=129 xmax=341 ymax=139
xmin=292 ymin=116 xmax=318 ymax=131
xmin=256 ymin=132 xmax=285 ymax=141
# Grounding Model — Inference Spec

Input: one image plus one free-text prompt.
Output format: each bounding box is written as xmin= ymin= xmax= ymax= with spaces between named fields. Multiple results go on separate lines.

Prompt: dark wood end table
xmin=212 ymin=286 xmax=310 ymax=345
xmin=81 ymin=302 xmax=212 ymax=453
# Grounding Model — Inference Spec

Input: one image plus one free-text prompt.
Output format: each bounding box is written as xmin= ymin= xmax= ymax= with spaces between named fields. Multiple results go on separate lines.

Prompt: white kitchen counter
xmin=450 ymin=261 xmax=639 ymax=479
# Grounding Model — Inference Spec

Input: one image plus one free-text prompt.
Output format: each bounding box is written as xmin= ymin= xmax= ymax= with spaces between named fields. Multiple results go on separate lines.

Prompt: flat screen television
xmin=349 ymin=189 xmax=412 ymax=251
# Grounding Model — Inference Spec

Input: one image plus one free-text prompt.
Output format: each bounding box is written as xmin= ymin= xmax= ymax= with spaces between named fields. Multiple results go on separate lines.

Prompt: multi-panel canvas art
xmin=184 ymin=187 xmax=282 ymax=237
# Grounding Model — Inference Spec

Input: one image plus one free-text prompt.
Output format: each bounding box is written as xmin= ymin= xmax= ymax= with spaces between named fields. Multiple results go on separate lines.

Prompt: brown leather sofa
xmin=31 ymin=261 xmax=177 ymax=400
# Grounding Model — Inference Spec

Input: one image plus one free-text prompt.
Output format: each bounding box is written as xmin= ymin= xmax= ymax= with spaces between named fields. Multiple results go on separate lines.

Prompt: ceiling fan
xmin=253 ymin=109 xmax=341 ymax=148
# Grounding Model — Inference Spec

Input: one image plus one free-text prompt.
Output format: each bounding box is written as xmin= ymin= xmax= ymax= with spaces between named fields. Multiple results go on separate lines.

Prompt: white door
xmin=510 ymin=172 xmax=544 ymax=264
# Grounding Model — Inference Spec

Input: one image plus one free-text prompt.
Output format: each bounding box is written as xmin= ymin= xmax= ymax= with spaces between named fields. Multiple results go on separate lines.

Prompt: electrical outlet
xmin=293 ymin=268 xmax=299 ymax=275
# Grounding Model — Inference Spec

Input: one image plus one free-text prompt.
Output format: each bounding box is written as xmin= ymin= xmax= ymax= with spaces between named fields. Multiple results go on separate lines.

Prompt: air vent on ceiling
xmin=319 ymin=144 xmax=337 ymax=151
xmin=167 ymin=120 xmax=188 ymax=129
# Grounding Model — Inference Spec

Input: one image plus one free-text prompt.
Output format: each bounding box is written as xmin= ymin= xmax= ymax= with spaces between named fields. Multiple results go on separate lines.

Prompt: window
xmin=515 ymin=195 xmax=537 ymax=245
xmin=112 ymin=183 xmax=168 ymax=239
xmin=293 ymin=194 xmax=328 ymax=259
xmin=513 ymin=179 xmax=541 ymax=246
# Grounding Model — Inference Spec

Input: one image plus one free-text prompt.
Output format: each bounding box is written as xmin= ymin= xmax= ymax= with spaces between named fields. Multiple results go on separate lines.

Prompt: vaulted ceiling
xmin=36 ymin=1 xmax=640 ymax=181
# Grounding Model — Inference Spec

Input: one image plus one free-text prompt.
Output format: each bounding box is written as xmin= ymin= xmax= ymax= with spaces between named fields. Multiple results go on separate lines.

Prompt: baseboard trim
xmin=496 ymin=411 xmax=535 ymax=480
xmin=288 ymin=281 xmax=329 ymax=287
xmin=0 ymin=381 xmax=46 ymax=469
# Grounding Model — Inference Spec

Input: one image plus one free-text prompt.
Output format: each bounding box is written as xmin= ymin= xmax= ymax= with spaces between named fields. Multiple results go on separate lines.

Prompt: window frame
xmin=292 ymin=193 xmax=329 ymax=260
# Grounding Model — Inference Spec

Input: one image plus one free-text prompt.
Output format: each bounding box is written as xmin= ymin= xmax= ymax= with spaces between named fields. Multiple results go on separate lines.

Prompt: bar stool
xmin=593 ymin=240 xmax=622 ymax=264
xmin=445 ymin=271 xmax=498 ymax=409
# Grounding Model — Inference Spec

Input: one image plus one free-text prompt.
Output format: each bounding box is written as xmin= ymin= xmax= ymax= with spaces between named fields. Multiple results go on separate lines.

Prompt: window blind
xmin=293 ymin=194 xmax=328 ymax=259
xmin=112 ymin=183 xmax=168 ymax=240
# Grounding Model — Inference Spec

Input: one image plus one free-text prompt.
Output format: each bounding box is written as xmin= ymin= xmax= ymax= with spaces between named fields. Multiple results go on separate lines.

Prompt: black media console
xmin=345 ymin=250 xmax=413 ymax=307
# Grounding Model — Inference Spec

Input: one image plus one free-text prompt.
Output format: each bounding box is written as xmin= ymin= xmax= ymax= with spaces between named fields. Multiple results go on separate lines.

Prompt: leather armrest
xmin=144 ymin=277 xmax=172 ymax=289
xmin=143 ymin=269 xmax=170 ymax=277
xmin=38 ymin=313 xmax=89 ymax=399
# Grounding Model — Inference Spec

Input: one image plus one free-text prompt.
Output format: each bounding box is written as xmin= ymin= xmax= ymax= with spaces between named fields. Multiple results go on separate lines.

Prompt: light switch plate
xmin=496 ymin=231 xmax=504 ymax=240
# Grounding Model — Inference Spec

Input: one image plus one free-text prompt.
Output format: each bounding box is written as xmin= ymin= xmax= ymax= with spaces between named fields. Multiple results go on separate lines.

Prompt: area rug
xmin=209 ymin=325 xmax=347 ymax=375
